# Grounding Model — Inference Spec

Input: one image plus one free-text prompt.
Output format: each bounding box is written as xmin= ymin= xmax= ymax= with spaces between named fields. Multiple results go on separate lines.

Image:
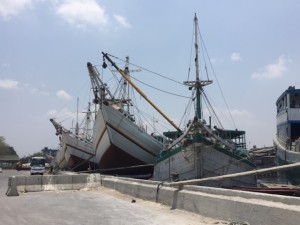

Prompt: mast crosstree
xmin=184 ymin=13 xmax=213 ymax=120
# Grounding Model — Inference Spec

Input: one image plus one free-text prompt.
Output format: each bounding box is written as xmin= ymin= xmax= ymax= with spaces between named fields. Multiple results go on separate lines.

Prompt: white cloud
xmin=20 ymin=82 xmax=49 ymax=95
xmin=0 ymin=79 xmax=19 ymax=89
xmin=2 ymin=62 xmax=11 ymax=68
xmin=56 ymin=90 xmax=72 ymax=101
xmin=230 ymin=109 xmax=252 ymax=117
xmin=113 ymin=14 xmax=131 ymax=28
xmin=28 ymin=87 xmax=49 ymax=96
xmin=251 ymin=56 xmax=291 ymax=80
xmin=47 ymin=108 xmax=73 ymax=119
xmin=230 ymin=52 xmax=241 ymax=61
xmin=210 ymin=57 xmax=224 ymax=64
xmin=47 ymin=107 xmax=86 ymax=131
xmin=0 ymin=0 xmax=33 ymax=20
xmin=56 ymin=0 xmax=108 ymax=28
xmin=40 ymin=91 xmax=49 ymax=96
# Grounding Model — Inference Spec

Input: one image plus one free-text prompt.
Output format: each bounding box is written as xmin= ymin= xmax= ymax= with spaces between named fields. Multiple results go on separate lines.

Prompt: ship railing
xmin=295 ymin=139 xmax=300 ymax=152
xmin=276 ymin=136 xmax=287 ymax=148
xmin=198 ymin=121 xmax=236 ymax=151
xmin=276 ymin=135 xmax=296 ymax=151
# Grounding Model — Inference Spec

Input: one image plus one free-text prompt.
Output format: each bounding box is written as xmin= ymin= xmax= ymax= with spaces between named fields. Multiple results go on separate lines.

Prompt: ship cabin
xmin=160 ymin=128 xmax=248 ymax=156
xmin=213 ymin=129 xmax=246 ymax=149
xmin=276 ymin=86 xmax=300 ymax=148
xmin=212 ymin=128 xmax=248 ymax=157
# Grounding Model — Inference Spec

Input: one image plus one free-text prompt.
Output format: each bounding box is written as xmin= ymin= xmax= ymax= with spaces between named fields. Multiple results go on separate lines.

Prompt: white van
xmin=30 ymin=156 xmax=46 ymax=175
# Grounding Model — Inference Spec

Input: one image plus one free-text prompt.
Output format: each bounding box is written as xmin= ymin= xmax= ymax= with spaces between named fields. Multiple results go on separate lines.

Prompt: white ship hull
xmin=55 ymin=143 xmax=68 ymax=169
xmin=55 ymin=132 xmax=95 ymax=170
xmin=55 ymin=103 xmax=162 ymax=172
xmin=153 ymin=142 xmax=256 ymax=187
xmin=274 ymin=136 xmax=300 ymax=183
xmin=91 ymin=104 xmax=162 ymax=170
xmin=274 ymin=86 xmax=300 ymax=184
xmin=275 ymin=136 xmax=300 ymax=164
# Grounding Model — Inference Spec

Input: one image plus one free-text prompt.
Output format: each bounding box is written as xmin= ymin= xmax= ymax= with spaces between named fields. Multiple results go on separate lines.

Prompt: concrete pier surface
xmin=1 ymin=170 xmax=227 ymax=225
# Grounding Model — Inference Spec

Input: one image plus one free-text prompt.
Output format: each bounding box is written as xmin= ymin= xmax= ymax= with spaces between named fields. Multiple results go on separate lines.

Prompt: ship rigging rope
xmin=294 ymin=81 xmax=300 ymax=87
xmin=197 ymin=29 xmax=237 ymax=130
xmin=100 ymin=59 xmax=190 ymax=133
xmin=97 ymin=60 xmax=190 ymax=99
xmin=186 ymin=22 xmax=211 ymax=84
xmin=185 ymin=21 xmax=237 ymax=130
xmin=105 ymin=47 xmax=237 ymax=129
xmin=202 ymin=91 xmax=223 ymax=129
xmin=178 ymin=90 xmax=195 ymax=128
xmin=51 ymin=80 xmax=91 ymax=122
xmin=107 ymin=53 xmax=184 ymax=86
xmin=130 ymin=92 xmax=171 ymax=134
xmin=198 ymin=26 xmax=210 ymax=81
xmin=129 ymin=75 xmax=190 ymax=99
xmin=186 ymin=20 xmax=195 ymax=82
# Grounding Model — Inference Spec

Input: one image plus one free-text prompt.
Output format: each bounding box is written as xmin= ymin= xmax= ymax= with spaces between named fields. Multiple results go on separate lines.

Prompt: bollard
xmin=6 ymin=176 xmax=19 ymax=197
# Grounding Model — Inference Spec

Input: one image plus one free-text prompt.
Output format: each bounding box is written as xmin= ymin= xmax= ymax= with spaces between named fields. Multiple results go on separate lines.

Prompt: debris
xmin=229 ymin=221 xmax=250 ymax=225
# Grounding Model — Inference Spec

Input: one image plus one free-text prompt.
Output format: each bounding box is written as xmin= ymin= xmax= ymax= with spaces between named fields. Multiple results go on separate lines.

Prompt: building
xmin=41 ymin=147 xmax=59 ymax=158
xmin=0 ymin=146 xmax=19 ymax=169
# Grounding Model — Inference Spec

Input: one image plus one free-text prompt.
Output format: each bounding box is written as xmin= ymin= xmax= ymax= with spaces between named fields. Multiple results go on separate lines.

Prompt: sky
xmin=1 ymin=0 xmax=300 ymax=157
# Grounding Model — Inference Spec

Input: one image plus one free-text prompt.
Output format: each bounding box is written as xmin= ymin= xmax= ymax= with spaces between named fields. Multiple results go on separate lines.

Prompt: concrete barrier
xmin=6 ymin=176 xmax=19 ymax=196
xmin=6 ymin=174 xmax=300 ymax=225
xmin=100 ymin=176 xmax=300 ymax=225
xmin=6 ymin=173 xmax=102 ymax=195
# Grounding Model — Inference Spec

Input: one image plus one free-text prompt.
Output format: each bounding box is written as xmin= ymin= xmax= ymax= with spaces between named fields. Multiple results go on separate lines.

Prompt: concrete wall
xmin=8 ymin=173 xmax=101 ymax=193
xmin=7 ymin=174 xmax=300 ymax=225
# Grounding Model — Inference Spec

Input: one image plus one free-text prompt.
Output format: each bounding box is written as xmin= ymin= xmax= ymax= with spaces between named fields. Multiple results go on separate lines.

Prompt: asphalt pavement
xmin=0 ymin=169 xmax=228 ymax=225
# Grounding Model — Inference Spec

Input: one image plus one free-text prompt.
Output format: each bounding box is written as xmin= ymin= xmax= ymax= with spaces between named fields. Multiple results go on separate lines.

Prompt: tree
xmin=0 ymin=136 xmax=8 ymax=147
xmin=0 ymin=136 xmax=18 ymax=157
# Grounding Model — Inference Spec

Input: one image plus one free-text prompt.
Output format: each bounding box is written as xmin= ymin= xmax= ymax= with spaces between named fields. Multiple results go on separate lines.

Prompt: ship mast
xmin=102 ymin=52 xmax=182 ymax=133
xmin=83 ymin=102 xmax=92 ymax=140
xmin=75 ymin=97 xmax=79 ymax=136
xmin=194 ymin=14 xmax=201 ymax=119
xmin=122 ymin=56 xmax=141 ymax=117
xmin=184 ymin=13 xmax=212 ymax=120
xmin=87 ymin=62 xmax=114 ymax=104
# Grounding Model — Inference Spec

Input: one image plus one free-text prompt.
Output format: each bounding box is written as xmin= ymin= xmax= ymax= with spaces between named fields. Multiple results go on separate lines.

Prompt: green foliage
xmin=0 ymin=136 xmax=18 ymax=157
xmin=0 ymin=136 xmax=8 ymax=147
xmin=1 ymin=136 xmax=48 ymax=163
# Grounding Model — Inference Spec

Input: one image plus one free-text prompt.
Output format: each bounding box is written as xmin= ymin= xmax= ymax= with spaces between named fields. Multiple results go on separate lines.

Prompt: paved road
xmin=0 ymin=170 xmax=228 ymax=225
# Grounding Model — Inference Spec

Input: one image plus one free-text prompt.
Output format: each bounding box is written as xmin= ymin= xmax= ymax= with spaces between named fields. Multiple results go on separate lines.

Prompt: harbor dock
xmin=0 ymin=170 xmax=227 ymax=225
xmin=3 ymin=169 xmax=300 ymax=225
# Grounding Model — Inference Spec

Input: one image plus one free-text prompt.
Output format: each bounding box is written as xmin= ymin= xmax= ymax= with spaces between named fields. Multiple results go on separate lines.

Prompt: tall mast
xmin=83 ymin=102 xmax=92 ymax=140
xmin=75 ymin=97 xmax=79 ymax=136
xmin=184 ymin=13 xmax=212 ymax=120
xmin=194 ymin=14 xmax=201 ymax=119
xmin=122 ymin=56 xmax=141 ymax=116
xmin=124 ymin=56 xmax=130 ymax=115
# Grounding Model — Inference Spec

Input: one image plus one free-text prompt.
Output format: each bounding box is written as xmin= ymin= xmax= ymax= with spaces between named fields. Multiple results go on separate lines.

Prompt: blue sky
xmin=1 ymin=0 xmax=300 ymax=157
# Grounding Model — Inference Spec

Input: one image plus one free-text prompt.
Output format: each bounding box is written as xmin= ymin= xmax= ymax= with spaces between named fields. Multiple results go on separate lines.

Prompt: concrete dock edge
xmin=6 ymin=173 xmax=300 ymax=225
